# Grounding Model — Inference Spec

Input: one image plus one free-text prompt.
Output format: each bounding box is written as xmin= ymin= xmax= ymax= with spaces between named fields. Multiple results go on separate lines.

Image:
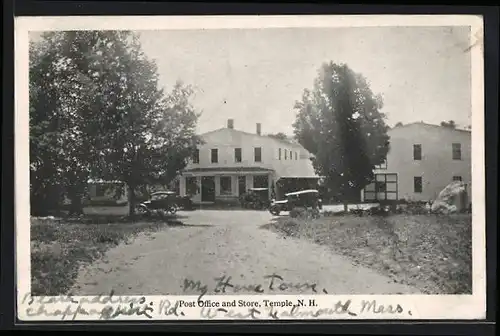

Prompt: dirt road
xmin=70 ymin=210 xmax=420 ymax=296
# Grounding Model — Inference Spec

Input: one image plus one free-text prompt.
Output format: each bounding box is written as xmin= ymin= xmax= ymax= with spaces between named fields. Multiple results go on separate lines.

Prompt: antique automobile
xmin=268 ymin=198 xmax=288 ymax=216
xmin=269 ymin=189 xmax=322 ymax=218
xmin=135 ymin=191 xmax=181 ymax=217
xmin=239 ymin=188 xmax=271 ymax=210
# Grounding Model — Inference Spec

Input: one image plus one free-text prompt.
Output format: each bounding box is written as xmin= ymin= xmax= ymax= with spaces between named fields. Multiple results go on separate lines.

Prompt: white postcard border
xmin=15 ymin=14 xmax=486 ymax=321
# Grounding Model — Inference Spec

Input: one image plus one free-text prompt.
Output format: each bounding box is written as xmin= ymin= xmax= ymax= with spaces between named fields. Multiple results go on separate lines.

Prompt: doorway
xmin=238 ymin=176 xmax=246 ymax=196
xmin=201 ymin=176 xmax=215 ymax=202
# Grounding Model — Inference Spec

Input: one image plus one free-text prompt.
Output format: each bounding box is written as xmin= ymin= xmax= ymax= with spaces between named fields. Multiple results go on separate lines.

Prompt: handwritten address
xmin=21 ymin=295 xmax=411 ymax=321
xmin=20 ymin=274 xmax=413 ymax=320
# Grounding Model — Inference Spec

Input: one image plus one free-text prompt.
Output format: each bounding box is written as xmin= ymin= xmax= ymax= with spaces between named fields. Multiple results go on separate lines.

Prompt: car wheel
xmin=135 ymin=205 xmax=147 ymax=216
xmin=270 ymin=208 xmax=280 ymax=216
xmin=169 ymin=205 xmax=178 ymax=215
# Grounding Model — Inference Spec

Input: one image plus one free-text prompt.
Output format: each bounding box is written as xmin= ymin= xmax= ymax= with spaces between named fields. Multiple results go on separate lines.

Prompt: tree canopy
xmin=440 ymin=120 xmax=456 ymax=129
xmin=266 ymin=132 xmax=289 ymax=141
xmin=292 ymin=62 xmax=390 ymax=204
xmin=29 ymin=31 xmax=201 ymax=215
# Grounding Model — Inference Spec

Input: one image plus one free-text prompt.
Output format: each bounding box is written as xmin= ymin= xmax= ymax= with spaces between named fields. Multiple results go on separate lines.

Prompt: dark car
xmin=269 ymin=189 xmax=322 ymax=218
xmin=239 ymin=188 xmax=271 ymax=210
xmin=136 ymin=191 xmax=191 ymax=217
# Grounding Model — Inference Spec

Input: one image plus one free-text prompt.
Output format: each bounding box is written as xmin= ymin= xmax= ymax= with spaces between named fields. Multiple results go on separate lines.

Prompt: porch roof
xmin=182 ymin=167 xmax=274 ymax=174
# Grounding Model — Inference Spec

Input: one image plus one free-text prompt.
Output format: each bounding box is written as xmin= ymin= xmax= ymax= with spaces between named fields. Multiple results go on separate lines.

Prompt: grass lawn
xmin=263 ymin=213 xmax=472 ymax=294
xmin=30 ymin=215 xmax=183 ymax=296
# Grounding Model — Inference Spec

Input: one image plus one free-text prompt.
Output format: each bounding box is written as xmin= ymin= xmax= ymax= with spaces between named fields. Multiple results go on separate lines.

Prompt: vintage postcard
xmin=15 ymin=15 xmax=486 ymax=321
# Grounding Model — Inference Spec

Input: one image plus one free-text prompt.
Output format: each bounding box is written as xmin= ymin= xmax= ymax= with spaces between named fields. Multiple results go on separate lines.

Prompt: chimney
xmin=227 ymin=119 xmax=234 ymax=129
xmin=256 ymin=123 xmax=262 ymax=135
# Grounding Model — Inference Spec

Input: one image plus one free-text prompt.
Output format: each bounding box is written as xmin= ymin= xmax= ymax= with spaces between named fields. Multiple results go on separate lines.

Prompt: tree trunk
xmin=128 ymin=184 xmax=136 ymax=217
xmin=68 ymin=187 xmax=84 ymax=216
xmin=31 ymin=193 xmax=50 ymax=217
xmin=68 ymin=194 xmax=83 ymax=216
xmin=31 ymin=184 xmax=61 ymax=216
xmin=343 ymin=201 xmax=349 ymax=213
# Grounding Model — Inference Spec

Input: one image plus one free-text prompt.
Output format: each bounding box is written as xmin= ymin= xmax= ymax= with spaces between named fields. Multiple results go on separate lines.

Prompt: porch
xmin=180 ymin=167 xmax=275 ymax=205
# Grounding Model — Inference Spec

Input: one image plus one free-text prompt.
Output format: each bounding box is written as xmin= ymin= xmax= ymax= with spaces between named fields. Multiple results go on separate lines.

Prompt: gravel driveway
xmin=70 ymin=210 xmax=420 ymax=296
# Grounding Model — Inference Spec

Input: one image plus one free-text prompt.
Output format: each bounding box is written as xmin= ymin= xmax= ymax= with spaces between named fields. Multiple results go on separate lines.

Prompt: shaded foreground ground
xmin=30 ymin=216 xmax=184 ymax=295
xmin=31 ymin=210 xmax=420 ymax=296
xmin=263 ymin=214 xmax=472 ymax=294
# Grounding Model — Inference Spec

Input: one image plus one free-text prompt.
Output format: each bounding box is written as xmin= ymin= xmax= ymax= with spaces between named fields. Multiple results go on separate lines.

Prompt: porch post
xmin=179 ymin=175 xmax=186 ymax=197
xmin=246 ymin=175 xmax=253 ymax=191
xmin=267 ymin=173 xmax=273 ymax=199
xmin=276 ymin=178 xmax=283 ymax=200
xmin=214 ymin=175 xmax=221 ymax=197
xmin=231 ymin=175 xmax=238 ymax=197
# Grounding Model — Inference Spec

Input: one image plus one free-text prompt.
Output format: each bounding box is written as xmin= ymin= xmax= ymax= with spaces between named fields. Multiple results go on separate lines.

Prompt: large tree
xmin=29 ymin=31 xmax=201 ymax=216
xmin=292 ymin=62 xmax=390 ymax=209
xmin=267 ymin=132 xmax=289 ymax=141
xmin=81 ymin=32 xmax=201 ymax=215
xmin=29 ymin=32 xmax=101 ymax=215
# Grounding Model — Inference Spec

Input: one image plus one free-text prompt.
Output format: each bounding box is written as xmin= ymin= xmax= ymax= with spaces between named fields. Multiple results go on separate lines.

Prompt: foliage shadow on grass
xmin=30 ymin=214 xmax=204 ymax=296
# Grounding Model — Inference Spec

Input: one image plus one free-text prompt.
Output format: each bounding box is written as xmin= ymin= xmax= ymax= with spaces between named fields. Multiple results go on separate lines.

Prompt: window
xmin=375 ymin=181 xmax=386 ymax=192
xmin=414 ymin=176 xmax=423 ymax=193
xmin=375 ymin=159 xmax=387 ymax=169
xmin=151 ymin=193 xmax=167 ymax=201
xmin=453 ymin=176 xmax=462 ymax=182
xmin=234 ymin=148 xmax=242 ymax=163
xmin=452 ymin=143 xmax=462 ymax=160
xmin=295 ymin=152 xmax=298 ymax=160
xmin=254 ymin=147 xmax=262 ymax=162
xmin=363 ymin=173 xmax=398 ymax=201
xmin=186 ymin=177 xmax=198 ymax=195
xmin=284 ymin=149 xmax=287 ymax=160
xmin=220 ymin=176 xmax=232 ymax=195
xmin=238 ymin=176 xmax=246 ymax=196
xmin=254 ymin=175 xmax=268 ymax=188
xmin=211 ymin=149 xmax=218 ymax=163
xmin=192 ymin=149 xmax=199 ymax=164
xmin=413 ymin=144 xmax=422 ymax=160
xmin=278 ymin=148 xmax=281 ymax=160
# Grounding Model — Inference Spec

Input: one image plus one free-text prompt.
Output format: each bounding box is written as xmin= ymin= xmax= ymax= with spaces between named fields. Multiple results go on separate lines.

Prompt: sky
xmin=138 ymin=26 xmax=472 ymax=135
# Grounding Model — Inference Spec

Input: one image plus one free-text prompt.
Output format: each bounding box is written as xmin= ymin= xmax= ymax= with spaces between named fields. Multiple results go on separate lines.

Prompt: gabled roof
xmin=200 ymin=127 xmax=306 ymax=149
xmin=390 ymin=122 xmax=471 ymax=134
